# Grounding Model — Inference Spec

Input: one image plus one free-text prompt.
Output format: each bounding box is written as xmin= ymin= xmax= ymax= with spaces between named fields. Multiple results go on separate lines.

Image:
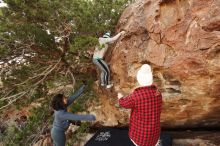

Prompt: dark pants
xmin=93 ymin=58 xmax=110 ymax=86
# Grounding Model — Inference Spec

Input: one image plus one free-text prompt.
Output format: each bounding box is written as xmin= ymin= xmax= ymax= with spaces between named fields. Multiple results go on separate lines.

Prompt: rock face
xmin=100 ymin=0 xmax=220 ymax=128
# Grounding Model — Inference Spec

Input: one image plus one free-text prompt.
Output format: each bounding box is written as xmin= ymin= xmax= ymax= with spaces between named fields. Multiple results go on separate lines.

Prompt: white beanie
xmin=136 ymin=64 xmax=153 ymax=86
xmin=103 ymin=32 xmax=110 ymax=38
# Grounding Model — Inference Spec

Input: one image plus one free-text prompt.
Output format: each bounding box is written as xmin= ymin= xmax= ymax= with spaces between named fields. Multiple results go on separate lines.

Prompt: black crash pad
xmin=85 ymin=128 xmax=172 ymax=146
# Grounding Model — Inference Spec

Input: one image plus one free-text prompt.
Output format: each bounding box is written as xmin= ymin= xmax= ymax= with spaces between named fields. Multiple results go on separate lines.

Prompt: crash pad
xmin=85 ymin=128 xmax=172 ymax=146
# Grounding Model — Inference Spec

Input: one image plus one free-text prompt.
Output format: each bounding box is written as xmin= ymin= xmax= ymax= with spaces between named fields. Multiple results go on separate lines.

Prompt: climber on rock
xmin=117 ymin=64 xmax=162 ymax=146
xmin=51 ymin=84 xmax=96 ymax=146
xmin=93 ymin=31 xmax=125 ymax=89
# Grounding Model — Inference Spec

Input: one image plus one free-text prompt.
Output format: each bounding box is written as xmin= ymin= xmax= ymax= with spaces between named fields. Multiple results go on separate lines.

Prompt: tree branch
xmin=0 ymin=91 xmax=28 ymax=110
xmin=67 ymin=69 xmax=76 ymax=88
xmin=0 ymin=59 xmax=62 ymax=110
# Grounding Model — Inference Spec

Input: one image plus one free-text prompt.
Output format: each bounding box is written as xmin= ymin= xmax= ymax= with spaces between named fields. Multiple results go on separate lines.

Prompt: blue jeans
xmin=51 ymin=128 xmax=66 ymax=146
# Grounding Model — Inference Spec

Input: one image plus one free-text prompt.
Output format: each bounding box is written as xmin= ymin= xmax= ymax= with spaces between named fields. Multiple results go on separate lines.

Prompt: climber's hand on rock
xmin=120 ymin=31 xmax=126 ymax=36
xmin=118 ymin=92 xmax=124 ymax=99
xmin=82 ymin=80 xmax=87 ymax=86
xmin=81 ymin=80 xmax=88 ymax=90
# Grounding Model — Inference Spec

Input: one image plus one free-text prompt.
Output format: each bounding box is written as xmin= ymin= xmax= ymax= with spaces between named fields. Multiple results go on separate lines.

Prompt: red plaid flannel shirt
xmin=119 ymin=85 xmax=162 ymax=146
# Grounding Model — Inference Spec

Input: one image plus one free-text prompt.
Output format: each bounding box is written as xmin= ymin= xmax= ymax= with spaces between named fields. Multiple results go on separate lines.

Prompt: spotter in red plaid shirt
xmin=118 ymin=64 xmax=162 ymax=146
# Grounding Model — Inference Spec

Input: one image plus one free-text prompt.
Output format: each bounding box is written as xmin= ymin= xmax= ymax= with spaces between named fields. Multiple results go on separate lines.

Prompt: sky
xmin=0 ymin=0 xmax=7 ymax=7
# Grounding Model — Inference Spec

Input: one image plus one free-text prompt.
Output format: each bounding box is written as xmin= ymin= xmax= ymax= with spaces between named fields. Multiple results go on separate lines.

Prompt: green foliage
xmin=0 ymin=0 xmax=132 ymax=145
xmin=68 ymin=0 xmax=130 ymax=49
xmin=0 ymin=0 xmax=131 ymax=94
xmin=70 ymin=36 xmax=98 ymax=53
xmin=9 ymin=66 xmax=33 ymax=83
xmin=1 ymin=99 xmax=52 ymax=146
xmin=69 ymin=73 xmax=98 ymax=112
xmin=1 ymin=0 xmax=131 ymax=57
xmin=45 ymin=73 xmax=70 ymax=88
xmin=70 ymin=0 xmax=126 ymax=33
xmin=14 ymin=24 xmax=56 ymax=50
xmin=0 ymin=100 xmax=7 ymax=108
xmin=0 ymin=47 xmax=9 ymax=58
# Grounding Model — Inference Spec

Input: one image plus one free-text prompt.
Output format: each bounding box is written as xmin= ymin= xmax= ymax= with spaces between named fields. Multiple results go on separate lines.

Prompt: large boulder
xmin=102 ymin=0 xmax=220 ymax=128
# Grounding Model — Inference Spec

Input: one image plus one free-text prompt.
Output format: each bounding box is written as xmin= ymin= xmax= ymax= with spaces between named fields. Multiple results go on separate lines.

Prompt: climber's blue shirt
xmin=52 ymin=85 xmax=95 ymax=131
